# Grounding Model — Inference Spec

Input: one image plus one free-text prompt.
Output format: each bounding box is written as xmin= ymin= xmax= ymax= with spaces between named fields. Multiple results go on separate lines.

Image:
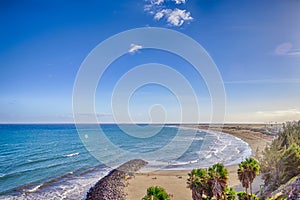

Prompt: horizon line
xmin=0 ymin=121 xmax=284 ymax=125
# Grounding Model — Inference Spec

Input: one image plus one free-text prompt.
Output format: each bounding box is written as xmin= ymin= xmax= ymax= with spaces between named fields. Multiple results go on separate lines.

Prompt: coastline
xmin=124 ymin=124 xmax=274 ymax=200
xmin=86 ymin=159 xmax=147 ymax=200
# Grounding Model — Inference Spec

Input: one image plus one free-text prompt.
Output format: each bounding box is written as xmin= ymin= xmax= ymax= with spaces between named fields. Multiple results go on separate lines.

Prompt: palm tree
xmin=143 ymin=186 xmax=170 ymax=200
xmin=208 ymin=163 xmax=229 ymax=200
xmin=187 ymin=164 xmax=229 ymax=200
xmin=187 ymin=169 xmax=200 ymax=200
xmin=237 ymin=191 xmax=259 ymax=200
xmin=187 ymin=168 xmax=208 ymax=200
xmin=237 ymin=158 xmax=260 ymax=199
xmin=225 ymin=187 xmax=236 ymax=200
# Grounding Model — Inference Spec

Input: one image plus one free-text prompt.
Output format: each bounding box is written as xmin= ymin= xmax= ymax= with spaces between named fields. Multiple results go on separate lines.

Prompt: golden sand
xmin=124 ymin=125 xmax=273 ymax=200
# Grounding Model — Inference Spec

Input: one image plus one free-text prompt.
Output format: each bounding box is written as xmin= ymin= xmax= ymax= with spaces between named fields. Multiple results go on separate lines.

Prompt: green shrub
xmin=260 ymin=121 xmax=300 ymax=192
xmin=143 ymin=186 xmax=170 ymax=200
xmin=236 ymin=191 xmax=258 ymax=200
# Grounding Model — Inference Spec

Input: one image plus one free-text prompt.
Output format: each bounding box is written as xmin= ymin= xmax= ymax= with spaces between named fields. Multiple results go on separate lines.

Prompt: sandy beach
xmin=124 ymin=124 xmax=274 ymax=200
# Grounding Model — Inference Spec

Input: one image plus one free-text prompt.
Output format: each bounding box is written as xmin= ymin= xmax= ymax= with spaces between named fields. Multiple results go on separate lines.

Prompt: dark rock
xmin=86 ymin=159 xmax=148 ymax=200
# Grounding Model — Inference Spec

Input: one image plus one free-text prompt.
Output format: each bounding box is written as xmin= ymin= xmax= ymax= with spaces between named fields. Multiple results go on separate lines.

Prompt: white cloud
xmin=173 ymin=0 xmax=186 ymax=4
xmin=255 ymin=109 xmax=300 ymax=122
xmin=147 ymin=0 xmax=186 ymax=6
xmin=256 ymin=109 xmax=300 ymax=116
xmin=152 ymin=8 xmax=192 ymax=26
xmin=144 ymin=0 xmax=192 ymax=27
xmin=128 ymin=43 xmax=143 ymax=54
xmin=152 ymin=0 xmax=165 ymax=5
xmin=165 ymin=8 xmax=192 ymax=26
xmin=144 ymin=4 xmax=153 ymax=12
xmin=286 ymin=50 xmax=300 ymax=56
xmin=275 ymin=42 xmax=293 ymax=55
xmin=154 ymin=11 xmax=165 ymax=20
xmin=225 ymin=78 xmax=300 ymax=85
xmin=225 ymin=109 xmax=300 ymax=123
xmin=274 ymin=42 xmax=300 ymax=56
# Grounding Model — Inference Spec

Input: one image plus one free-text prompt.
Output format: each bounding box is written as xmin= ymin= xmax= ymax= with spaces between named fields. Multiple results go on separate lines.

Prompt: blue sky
xmin=0 ymin=0 xmax=300 ymax=123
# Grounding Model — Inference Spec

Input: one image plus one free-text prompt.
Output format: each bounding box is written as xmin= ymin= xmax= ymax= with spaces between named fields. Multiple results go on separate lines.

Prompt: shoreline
xmin=193 ymin=124 xmax=274 ymax=158
xmin=124 ymin=124 xmax=274 ymax=200
xmin=86 ymin=159 xmax=148 ymax=200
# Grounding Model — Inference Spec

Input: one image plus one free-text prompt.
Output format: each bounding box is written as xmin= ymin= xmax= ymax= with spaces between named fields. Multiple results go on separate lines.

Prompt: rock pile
xmin=86 ymin=159 xmax=148 ymax=200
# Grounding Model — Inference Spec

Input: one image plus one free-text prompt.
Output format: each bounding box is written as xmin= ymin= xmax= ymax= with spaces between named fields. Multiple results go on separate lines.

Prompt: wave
xmin=204 ymin=154 xmax=212 ymax=159
xmin=0 ymin=160 xmax=80 ymax=181
xmin=142 ymin=128 xmax=252 ymax=170
xmin=27 ymin=184 xmax=42 ymax=193
xmin=0 ymin=124 xmax=252 ymax=198
xmin=171 ymin=159 xmax=198 ymax=166
xmin=14 ymin=155 xmax=64 ymax=168
xmin=1 ymin=166 xmax=110 ymax=200
xmin=66 ymin=152 xmax=79 ymax=157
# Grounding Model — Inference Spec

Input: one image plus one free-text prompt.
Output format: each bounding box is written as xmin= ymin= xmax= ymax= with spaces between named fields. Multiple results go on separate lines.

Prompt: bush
xmin=260 ymin=121 xmax=300 ymax=192
xmin=143 ymin=186 xmax=170 ymax=200
xmin=236 ymin=191 xmax=258 ymax=200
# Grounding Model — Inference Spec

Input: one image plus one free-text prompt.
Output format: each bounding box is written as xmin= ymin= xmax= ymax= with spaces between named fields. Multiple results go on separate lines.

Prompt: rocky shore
xmin=85 ymin=159 xmax=148 ymax=200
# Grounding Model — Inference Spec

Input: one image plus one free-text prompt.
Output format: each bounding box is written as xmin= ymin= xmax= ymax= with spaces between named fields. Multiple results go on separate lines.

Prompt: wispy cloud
xmin=227 ymin=109 xmax=300 ymax=123
xmin=274 ymin=42 xmax=300 ymax=56
xmin=128 ymin=43 xmax=143 ymax=54
xmin=154 ymin=10 xmax=165 ymax=20
xmin=174 ymin=0 xmax=186 ymax=4
xmin=152 ymin=0 xmax=164 ymax=5
xmin=286 ymin=51 xmax=300 ymax=56
xmin=225 ymin=79 xmax=300 ymax=85
xmin=256 ymin=109 xmax=300 ymax=119
xmin=167 ymin=9 xmax=192 ymax=26
xmin=76 ymin=113 xmax=113 ymax=118
xmin=144 ymin=0 xmax=192 ymax=27
xmin=153 ymin=8 xmax=192 ymax=26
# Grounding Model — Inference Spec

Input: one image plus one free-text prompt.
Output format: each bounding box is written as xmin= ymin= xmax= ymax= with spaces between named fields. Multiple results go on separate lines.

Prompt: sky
xmin=0 ymin=0 xmax=300 ymax=123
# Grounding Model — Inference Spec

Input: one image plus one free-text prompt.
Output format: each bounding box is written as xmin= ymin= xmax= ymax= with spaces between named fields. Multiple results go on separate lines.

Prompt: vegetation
xmin=259 ymin=121 xmax=300 ymax=193
xmin=187 ymin=168 xmax=208 ymax=199
xmin=187 ymin=163 xmax=229 ymax=200
xmin=237 ymin=158 xmax=260 ymax=197
xmin=143 ymin=186 xmax=170 ymax=200
xmin=144 ymin=120 xmax=300 ymax=200
xmin=224 ymin=187 xmax=236 ymax=200
xmin=208 ymin=163 xmax=229 ymax=199
xmin=187 ymin=159 xmax=260 ymax=200
xmin=236 ymin=191 xmax=259 ymax=200
xmin=143 ymin=121 xmax=300 ymax=199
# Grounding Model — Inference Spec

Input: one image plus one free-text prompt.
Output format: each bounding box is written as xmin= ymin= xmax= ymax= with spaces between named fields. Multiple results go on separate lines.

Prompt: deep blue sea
xmin=0 ymin=124 xmax=251 ymax=199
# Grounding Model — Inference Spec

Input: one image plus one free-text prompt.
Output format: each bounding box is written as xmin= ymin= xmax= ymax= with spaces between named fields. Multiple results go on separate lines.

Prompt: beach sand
xmin=124 ymin=124 xmax=274 ymax=200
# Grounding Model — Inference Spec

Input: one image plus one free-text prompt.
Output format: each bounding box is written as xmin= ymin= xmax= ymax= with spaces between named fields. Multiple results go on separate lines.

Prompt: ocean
xmin=0 ymin=124 xmax=251 ymax=199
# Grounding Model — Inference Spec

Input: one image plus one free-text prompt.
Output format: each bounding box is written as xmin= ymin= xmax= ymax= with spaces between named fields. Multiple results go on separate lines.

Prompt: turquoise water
xmin=0 ymin=124 xmax=251 ymax=199
xmin=0 ymin=124 xmax=105 ymax=198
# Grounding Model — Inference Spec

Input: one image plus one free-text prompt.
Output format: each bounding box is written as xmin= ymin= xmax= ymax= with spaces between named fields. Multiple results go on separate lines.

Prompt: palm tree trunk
xmin=245 ymin=187 xmax=248 ymax=200
xmin=196 ymin=190 xmax=202 ymax=200
xmin=192 ymin=190 xmax=195 ymax=200
xmin=250 ymin=183 xmax=253 ymax=200
xmin=192 ymin=189 xmax=197 ymax=200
